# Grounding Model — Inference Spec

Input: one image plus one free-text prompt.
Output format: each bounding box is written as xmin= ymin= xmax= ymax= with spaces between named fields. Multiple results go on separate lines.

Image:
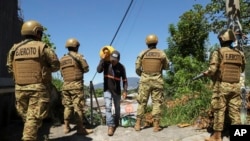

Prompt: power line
xmin=109 ymin=0 xmax=134 ymax=46
xmin=91 ymin=0 xmax=134 ymax=82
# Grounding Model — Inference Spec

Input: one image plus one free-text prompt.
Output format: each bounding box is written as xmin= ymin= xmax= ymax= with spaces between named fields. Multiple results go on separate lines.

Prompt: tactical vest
xmin=60 ymin=55 xmax=83 ymax=82
xmin=142 ymin=49 xmax=162 ymax=73
xmin=13 ymin=42 xmax=45 ymax=85
xmin=219 ymin=48 xmax=243 ymax=83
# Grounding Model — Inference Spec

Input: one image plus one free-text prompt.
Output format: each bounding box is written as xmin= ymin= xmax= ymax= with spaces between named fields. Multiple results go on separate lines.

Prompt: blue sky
xmin=19 ymin=0 xmax=217 ymax=86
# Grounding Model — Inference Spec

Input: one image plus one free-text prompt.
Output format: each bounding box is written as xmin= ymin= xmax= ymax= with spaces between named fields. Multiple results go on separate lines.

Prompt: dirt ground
xmin=0 ymin=95 xmax=230 ymax=141
xmin=1 ymin=119 xmax=230 ymax=141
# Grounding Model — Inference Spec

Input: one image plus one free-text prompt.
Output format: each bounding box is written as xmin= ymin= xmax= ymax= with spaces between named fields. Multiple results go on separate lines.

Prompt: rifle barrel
xmin=192 ymin=73 xmax=204 ymax=80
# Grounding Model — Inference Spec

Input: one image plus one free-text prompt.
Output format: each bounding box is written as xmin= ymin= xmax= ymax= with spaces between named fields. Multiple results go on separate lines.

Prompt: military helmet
xmin=218 ymin=29 xmax=236 ymax=42
xmin=21 ymin=20 xmax=44 ymax=37
xmin=65 ymin=38 xmax=80 ymax=48
xmin=145 ymin=34 xmax=158 ymax=45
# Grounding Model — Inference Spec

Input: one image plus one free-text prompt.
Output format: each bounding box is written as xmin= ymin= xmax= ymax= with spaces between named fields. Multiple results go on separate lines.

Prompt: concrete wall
xmin=0 ymin=0 xmax=23 ymax=78
xmin=0 ymin=0 xmax=23 ymax=128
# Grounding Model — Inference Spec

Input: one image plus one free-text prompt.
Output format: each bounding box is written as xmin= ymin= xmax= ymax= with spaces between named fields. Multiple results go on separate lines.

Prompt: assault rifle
xmin=192 ymin=73 xmax=204 ymax=81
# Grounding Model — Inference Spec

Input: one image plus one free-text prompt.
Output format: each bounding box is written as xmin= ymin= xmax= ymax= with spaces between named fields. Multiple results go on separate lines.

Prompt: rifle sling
xmin=67 ymin=53 xmax=84 ymax=72
xmin=141 ymin=48 xmax=152 ymax=59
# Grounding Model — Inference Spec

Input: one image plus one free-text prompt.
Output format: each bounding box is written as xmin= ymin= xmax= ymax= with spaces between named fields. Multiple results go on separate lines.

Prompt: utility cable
xmin=91 ymin=0 xmax=134 ymax=82
xmin=109 ymin=0 xmax=134 ymax=46
xmin=119 ymin=0 xmax=144 ymax=52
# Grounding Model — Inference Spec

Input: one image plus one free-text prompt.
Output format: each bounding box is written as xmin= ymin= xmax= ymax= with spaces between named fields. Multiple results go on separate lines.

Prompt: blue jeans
xmin=104 ymin=90 xmax=121 ymax=127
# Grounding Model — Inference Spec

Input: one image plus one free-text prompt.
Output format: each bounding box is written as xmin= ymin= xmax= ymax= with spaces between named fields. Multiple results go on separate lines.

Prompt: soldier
xmin=97 ymin=49 xmax=128 ymax=136
xmin=134 ymin=34 xmax=169 ymax=132
xmin=6 ymin=20 xmax=60 ymax=141
xmin=203 ymin=29 xmax=245 ymax=141
xmin=59 ymin=38 xmax=93 ymax=135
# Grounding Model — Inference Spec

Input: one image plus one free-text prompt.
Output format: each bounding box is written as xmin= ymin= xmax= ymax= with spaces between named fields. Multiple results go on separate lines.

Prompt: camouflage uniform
xmin=60 ymin=51 xmax=89 ymax=133
xmin=135 ymin=47 xmax=169 ymax=130
xmin=205 ymin=47 xmax=245 ymax=131
xmin=247 ymin=91 xmax=250 ymax=124
xmin=6 ymin=39 xmax=60 ymax=141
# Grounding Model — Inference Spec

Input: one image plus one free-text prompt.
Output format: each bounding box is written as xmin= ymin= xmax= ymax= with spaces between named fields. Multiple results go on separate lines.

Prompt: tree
xmin=162 ymin=4 xmax=213 ymax=125
xmin=204 ymin=0 xmax=250 ymax=34
xmin=42 ymin=27 xmax=56 ymax=50
xmin=41 ymin=28 xmax=63 ymax=91
xmin=165 ymin=4 xmax=211 ymax=98
xmin=162 ymin=1 xmax=250 ymax=125
xmin=167 ymin=4 xmax=209 ymax=62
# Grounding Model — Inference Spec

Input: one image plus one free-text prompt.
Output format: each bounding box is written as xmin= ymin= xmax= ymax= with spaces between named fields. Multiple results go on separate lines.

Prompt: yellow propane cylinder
xmin=99 ymin=45 xmax=115 ymax=61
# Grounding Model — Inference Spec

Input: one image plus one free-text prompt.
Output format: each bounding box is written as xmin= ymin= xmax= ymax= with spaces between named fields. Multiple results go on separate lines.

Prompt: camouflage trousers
xmin=61 ymin=89 xmax=85 ymax=123
xmin=15 ymin=90 xmax=50 ymax=141
xmin=248 ymin=110 xmax=250 ymax=124
xmin=211 ymin=83 xmax=242 ymax=131
xmin=136 ymin=81 xmax=164 ymax=120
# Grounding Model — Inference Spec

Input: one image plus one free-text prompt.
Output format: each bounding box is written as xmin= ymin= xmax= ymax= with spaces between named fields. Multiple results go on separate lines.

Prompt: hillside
xmin=94 ymin=77 xmax=139 ymax=90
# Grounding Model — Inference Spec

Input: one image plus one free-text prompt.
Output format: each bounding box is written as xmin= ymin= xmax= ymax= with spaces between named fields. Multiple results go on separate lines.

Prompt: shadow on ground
xmin=0 ymin=117 xmax=95 ymax=141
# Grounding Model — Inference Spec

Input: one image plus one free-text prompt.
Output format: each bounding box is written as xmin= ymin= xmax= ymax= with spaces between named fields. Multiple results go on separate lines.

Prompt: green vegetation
xmin=160 ymin=1 xmax=250 ymax=126
xmin=162 ymin=55 xmax=212 ymax=125
xmin=94 ymin=88 xmax=104 ymax=97
xmin=42 ymin=27 xmax=56 ymax=50
xmin=161 ymin=4 xmax=211 ymax=125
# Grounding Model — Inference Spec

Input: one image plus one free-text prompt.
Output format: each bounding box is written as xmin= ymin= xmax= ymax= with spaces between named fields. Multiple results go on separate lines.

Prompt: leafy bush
xmin=162 ymin=55 xmax=212 ymax=125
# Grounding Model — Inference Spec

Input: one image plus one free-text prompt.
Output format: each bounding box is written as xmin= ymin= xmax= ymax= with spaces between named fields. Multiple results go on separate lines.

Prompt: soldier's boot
xmin=63 ymin=120 xmax=71 ymax=134
xmin=77 ymin=128 xmax=94 ymax=135
xmin=76 ymin=123 xmax=93 ymax=135
xmin=142 ymin=121 xmax=151 ymax=128
xmin=204 ymin=131 xmax=222 ymax=141
xmin=134 ymin=118 xmax=141 ymax=131
xmin=153 ymin=119 xmax=162 ymax=132
xmin=107 ymin=126 xmax=115 ymax=136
